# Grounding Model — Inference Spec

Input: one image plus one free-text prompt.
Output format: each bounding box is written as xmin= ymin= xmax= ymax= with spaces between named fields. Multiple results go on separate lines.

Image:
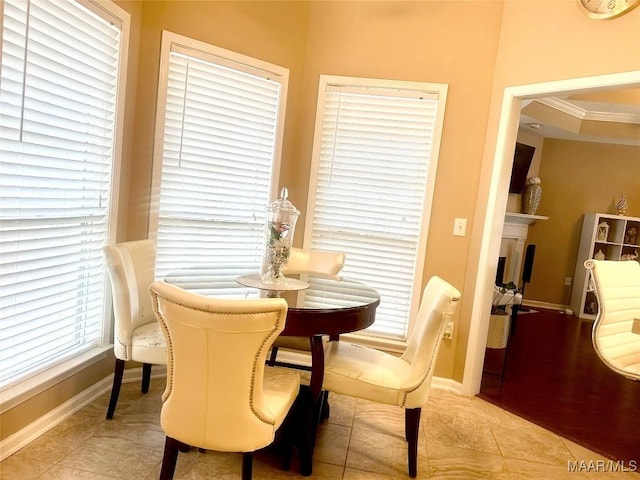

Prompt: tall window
xmin=150 ymin=31 xmax=289 ymax=278
xmin=0 ymin=0 xmax=129 ymax=388
xmin=305 ymin=75 xmax=448 ymax=341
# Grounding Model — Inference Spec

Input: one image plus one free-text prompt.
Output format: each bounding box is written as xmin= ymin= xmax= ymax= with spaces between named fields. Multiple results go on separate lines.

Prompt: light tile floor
xmin=1 ymin=378 xmax=638 ymax=479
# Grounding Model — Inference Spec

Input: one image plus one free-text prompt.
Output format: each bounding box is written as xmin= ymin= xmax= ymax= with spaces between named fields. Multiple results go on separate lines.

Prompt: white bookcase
xmin=570 ymin=212 xmax=640 ymax=320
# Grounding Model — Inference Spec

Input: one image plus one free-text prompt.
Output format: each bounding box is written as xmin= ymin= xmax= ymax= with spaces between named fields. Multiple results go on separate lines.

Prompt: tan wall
xmin=114 ymin=0 xmax=143 ymax=242
xmin=290 ymin=1 xmax=504 ymax=379
xmin=4 ymin=0 xmax=640 ymax=439
xmin=525 ymin=140 xmax=640 ymax=306
xmin=127 ymin=0 xmax=310 ymax=239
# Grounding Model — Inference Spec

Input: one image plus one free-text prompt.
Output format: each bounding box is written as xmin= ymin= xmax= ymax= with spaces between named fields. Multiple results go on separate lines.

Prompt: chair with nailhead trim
xmin=321 ymin=276 xmax=461 ymax=478
xmin=103 ymin=239 xmax=166 ymax=419
xmin=149 ymin=281 xmax=301 ymax=480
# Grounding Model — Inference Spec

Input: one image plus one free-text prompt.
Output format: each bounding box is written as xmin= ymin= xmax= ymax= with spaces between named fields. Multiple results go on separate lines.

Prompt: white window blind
xmin=0 ymin=0 xmax=126 ymax=388
xmin=306 ymin=76 xmax=447 ymax=340
xmin=151 ymin=32 xmax=288 ymax=279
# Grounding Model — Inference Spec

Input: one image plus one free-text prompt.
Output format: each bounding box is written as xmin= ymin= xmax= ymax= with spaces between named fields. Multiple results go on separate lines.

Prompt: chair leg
xmin=405 ymin=407 xmax=421 ymax=478
xmin=106 ymin=358 xmax=125 ymax=419
xmin=267 ymin=347 xmax=279 ymax=366
xmin=298 ymin=390 xmax=314 ymax=477
xmin=320 ymin=390 xmax=330 ymax=423
xmin=242 ymin=452 xmax=253 ymax=480
xmin=141 ymin=363 xmax=152 ymax=393
xmin=159 ymin=436 xmax=182 ymax=480
xmin=278 ymin=409 xmax=294 ymax=472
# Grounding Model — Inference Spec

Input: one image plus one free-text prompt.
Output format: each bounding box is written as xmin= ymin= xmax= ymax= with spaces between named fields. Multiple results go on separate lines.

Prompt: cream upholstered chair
xmin=148 ymin=281 xmax=301 ymax=480
xmin=321 ymin=276 xmax=461 ymax=478
xmin=283 ymin=247 xmax=346 ymax=276
xmin=585 ymin=259 xmax=640 ymax=381
xmin=103 ymin=239 xmax=166 ymax=419
xmin=269 ymin=247 xmax=346 ymax=366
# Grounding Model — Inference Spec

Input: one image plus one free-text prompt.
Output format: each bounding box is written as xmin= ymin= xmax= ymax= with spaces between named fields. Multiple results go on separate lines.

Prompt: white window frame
xmin=149 ymin=30 xmax=289 ymax=277
xmin=0 ymin=0 xmax=129 ymax=409
xmin=304 ymin=75 xmax=447 ymax=345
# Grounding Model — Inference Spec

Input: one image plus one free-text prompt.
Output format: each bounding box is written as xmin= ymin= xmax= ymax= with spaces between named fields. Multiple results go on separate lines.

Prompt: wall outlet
xmin=564 ymin=277 xmax=572 ymax=286
xmin=443 ymin=320 xmax=454 ymax=340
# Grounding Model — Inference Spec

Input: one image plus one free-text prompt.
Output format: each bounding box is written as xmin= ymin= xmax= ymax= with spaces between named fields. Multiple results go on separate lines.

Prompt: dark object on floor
xmin=517 ymin=244 xmax=535 ymax=313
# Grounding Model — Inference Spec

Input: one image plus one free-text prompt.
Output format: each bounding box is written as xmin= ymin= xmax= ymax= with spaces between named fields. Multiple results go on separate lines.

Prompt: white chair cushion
xmin=131 ymin=322 xmax=167 ymax=365
xmin=262 ymin=366 xmax=302 ymax=430
xmin=323 ymin=341 xmax=411 ymax=406
xmin=272 ymin=365 xmax=312 ymax=386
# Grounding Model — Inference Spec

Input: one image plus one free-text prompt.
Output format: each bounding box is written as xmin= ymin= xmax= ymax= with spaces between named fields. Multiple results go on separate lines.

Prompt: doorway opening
xmin=462 ymin=70 xmax=640 ymax=396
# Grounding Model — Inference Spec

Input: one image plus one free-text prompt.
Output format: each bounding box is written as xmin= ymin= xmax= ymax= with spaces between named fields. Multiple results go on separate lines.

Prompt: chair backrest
xmin=148 ymin=281 xmax=289 ymax=451
xmin=285 ymin=247 xmax=345 ymax=276
xmin=103 ymin=239 xmax=157 ymax=360
xmin=400 ymin=276 xmax=461 ymax=407
xmin=585 ymin=259 xmax=640 ymax=380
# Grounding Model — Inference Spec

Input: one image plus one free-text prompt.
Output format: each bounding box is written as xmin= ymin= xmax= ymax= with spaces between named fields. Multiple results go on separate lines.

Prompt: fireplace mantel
xmin=505 ymin=212 xmax=549 ymax=226
xmin=500 ymin=213 xmax=549 ymax=284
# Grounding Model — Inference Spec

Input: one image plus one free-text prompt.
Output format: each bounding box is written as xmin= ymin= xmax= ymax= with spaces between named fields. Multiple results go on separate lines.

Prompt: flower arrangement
xmin=261 ymin=187 xmax=299 ymax=284
xmin=262 ymin=221 xmax=292 ymax=283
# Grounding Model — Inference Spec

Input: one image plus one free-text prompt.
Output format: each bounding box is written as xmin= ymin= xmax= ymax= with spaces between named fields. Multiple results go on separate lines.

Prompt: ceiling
xmin=519 ymin=89 xmax=640 ymax=146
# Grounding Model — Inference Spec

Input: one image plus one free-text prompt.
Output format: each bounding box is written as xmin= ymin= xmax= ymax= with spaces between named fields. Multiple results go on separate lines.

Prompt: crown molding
xmin=536 ymin=97 xmax=640 ymax=124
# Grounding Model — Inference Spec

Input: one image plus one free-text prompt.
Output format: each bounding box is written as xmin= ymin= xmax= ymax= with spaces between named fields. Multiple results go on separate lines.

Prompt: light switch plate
xmin=453 ymin=218 xmax=467 ymax=236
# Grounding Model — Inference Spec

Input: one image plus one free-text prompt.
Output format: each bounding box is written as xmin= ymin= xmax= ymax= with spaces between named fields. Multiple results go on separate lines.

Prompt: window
xmin=0 ymin=0 xmax=129 ymax=389
xmin=305 ymin=75 xmax=447 ymax=341
xmin=150 ymin=31 xmax=289 ymax=278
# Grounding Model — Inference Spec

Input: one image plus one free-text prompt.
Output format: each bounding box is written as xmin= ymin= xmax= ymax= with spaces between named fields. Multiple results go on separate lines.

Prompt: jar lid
xmin=268 ymin=187 xmax=300 ymax=215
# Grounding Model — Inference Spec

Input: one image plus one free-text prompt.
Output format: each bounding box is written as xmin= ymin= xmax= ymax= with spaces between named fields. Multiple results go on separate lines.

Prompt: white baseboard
xmin=0 ymin=378 xmax=111 ymax=462
xmin=0 ymin=367 xmax=166 ymax=462
xmin=522 ymin=299 xmax=568 ymax=312
xmin=431 ymin=376 xmax=464 ymax=395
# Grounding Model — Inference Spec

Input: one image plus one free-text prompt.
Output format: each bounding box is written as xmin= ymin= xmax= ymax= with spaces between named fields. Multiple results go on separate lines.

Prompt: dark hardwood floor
xmin=479 ymin=307 xmax=640 ymax=463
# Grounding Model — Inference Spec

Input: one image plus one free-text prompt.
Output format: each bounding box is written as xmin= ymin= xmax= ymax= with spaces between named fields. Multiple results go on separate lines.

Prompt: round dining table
xmin=163 ymin=264 xmax=380 ymax=476
xmin=164 ymin=264 xmax=380 ymax=398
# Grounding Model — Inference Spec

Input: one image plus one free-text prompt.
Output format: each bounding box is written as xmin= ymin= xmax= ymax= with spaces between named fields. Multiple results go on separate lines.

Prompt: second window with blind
xmin=304 ymin=75 xmax=448 ymax=342
xmin=150 ymin=31 xmax=288 ymax=279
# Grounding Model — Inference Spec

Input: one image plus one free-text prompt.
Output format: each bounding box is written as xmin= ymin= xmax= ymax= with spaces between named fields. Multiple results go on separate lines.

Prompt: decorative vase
xmin=522 ymin=177 xmax=542 ymax=215
xmin=261 ymin=187 xmax=299 ymax=285
xmin=616 ymin=192 xmax=628 ymax=215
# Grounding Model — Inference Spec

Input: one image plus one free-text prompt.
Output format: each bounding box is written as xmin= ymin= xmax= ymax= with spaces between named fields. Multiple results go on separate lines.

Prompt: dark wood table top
xmin=164 ymin=266 xmax=380 ymax=337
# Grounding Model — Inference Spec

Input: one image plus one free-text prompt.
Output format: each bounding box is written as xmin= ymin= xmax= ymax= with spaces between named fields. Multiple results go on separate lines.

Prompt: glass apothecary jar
xmin=261 ymin=187 xmax=299 ymax=284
